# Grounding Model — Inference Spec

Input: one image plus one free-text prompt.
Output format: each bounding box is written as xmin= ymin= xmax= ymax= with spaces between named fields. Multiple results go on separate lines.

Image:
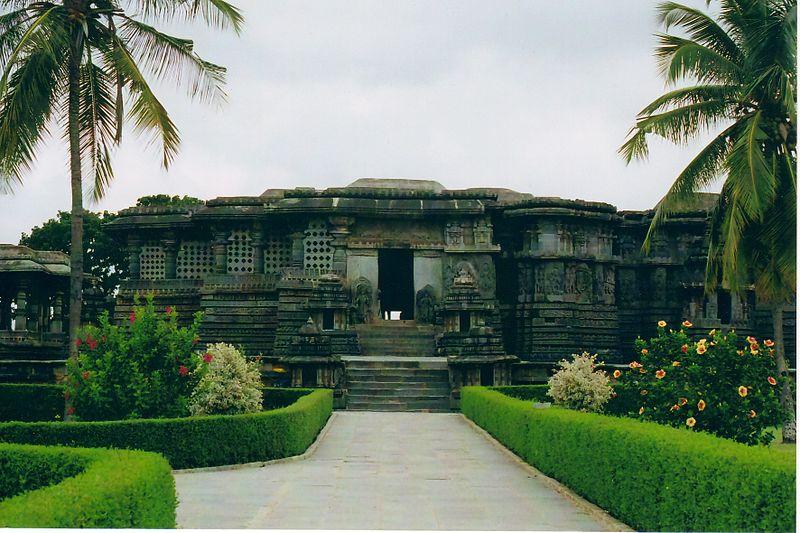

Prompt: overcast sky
xmin=0 ymin=0 xmax=719 ymax=243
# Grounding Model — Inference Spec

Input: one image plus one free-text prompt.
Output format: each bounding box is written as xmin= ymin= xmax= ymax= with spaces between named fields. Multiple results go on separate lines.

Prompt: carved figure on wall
xmin=603 ymin=266 xmax=615 ymax=304
xmin=652 ymin=268 xmax=667 ymax=305
xmin=351 ymin=277 xmax=373 ymax=324
xmin=416 ymin=285 xmax=437 ymax=324
xmin=575 ymin=264 xmax=591 ymax=294
xmin=473 ymin=219 xmax=493 ymax=246
xmin=534 ymin=265 xmax=545 ymax=295
xmin=546 ymin=263 xmax=564 ymax=295
xmin=445 ymin=222 xmax=464 ymax=247
xmin=564 ymin=264 xmax=576 ymax=294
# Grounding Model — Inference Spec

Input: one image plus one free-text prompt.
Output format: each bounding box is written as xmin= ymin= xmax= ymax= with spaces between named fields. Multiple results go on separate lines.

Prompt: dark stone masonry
xmin=1 ymin=179 xmax=794 ymax=407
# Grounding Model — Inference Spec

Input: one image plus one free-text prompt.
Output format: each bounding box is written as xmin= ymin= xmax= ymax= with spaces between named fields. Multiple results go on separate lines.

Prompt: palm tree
xmin=0 ymin=1 xmax=242 ymax=361
xmin=620 ymin=0 xmax=797 ymax=442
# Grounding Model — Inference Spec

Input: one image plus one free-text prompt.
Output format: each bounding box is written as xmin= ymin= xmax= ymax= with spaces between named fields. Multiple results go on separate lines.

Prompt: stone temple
xmin=2 ymin=178 xmax=794 ymax=409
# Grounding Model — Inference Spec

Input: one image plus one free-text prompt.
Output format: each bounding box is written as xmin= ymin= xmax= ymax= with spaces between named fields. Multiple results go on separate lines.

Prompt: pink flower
xmin=81 ymin=371 xmax=90 ymax=380
xmin=165 ymin=306 xmax=174 ymax=315
xmin=86 ymin=336 xmax=98 ymax=350
xmin=203 ymin=353 xmax=213 ymax=363
xmin=66 ymin=406 xmax=75 ymax=416
xmin=129 ymin=311 xmax=136 ymax=324
xmin=75 ymin=338 xmax=82 ymax=348
xmin=178 ymin=365 xmax=189 ymax=377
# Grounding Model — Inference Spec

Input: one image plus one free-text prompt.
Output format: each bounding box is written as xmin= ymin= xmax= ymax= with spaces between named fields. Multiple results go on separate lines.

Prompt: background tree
xmin=0 ymin=0 xmax=242 ymax=361
xmin=20 ymin=210 xmax=126 ymax=299
xmin=620 ymin=0 xmax=796 ymax=441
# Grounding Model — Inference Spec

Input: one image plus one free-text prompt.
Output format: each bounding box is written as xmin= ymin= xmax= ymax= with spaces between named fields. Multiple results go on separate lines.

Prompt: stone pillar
xmin=290 ymin=231 xmax=305 ymax=269
xmin=291 ymin=367 xmax=303 ymax=387
xmin=14 ymin=286 xmax=28 ymax=331
xmin=162 ymin=233 xmax=179 ymax=279
xmin=50 ymin=292 xmax=63 ymax=334
xmin=127 ymin=236 xmax=142 ymax=280
xmin=212 ymin=228 xmax=229 ymax=274
xmin=705 ymin=292 xmax=718 ymax=320
xmin=328 ymin=216 xmax=353 ymax=274
xmin=251 ymin=225 xmax=265 ymax=275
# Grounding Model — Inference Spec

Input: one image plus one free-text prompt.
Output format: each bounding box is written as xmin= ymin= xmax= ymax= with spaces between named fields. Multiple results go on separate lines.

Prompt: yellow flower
xmin=748 ymin=410 xmax=757 ymax=418
xmin=658 ymin=320 xmax=667 ymax=328
xmin=682 ymin=320 xmax=693 ymax=328
xmin=709 ymin=329 xmax=716 ymax=336
xmin=678 ymin=397 xmax=688 ymax=406
xmin=750 ymin=347 xmax=759 ymax=355
xmin=768 ymin=376 xmax=777 ymax=386
xmin=655 ymin=369 xmax=666 ymax=379
xmin=672 ymin=361 xmax=681 ymax=367
xmin=746 ymin=336 xmax=756 ymax=344
xmin=738 ymin=386 xmax=748 ymax=397
xmin=686 ymin=417 xmax=696 ymax=428
xmin=697 ymin=338 xmax=707 ymax=345
xmin=638 ymin=407 xmax=645 ymax=415
xmin=736 ymin=350 xmax=744 ymax=356
xmin=641 ymin=348 xmax=649 ymax=355
xmin=697 ymin=399 xmax=706 ymax=411
xmin=764 ymin=339 xmax=775 ymax=347
xmin=629 ymin=361 xmax=642 ymax=369
xmin=696 ymin=344 xmax=707 ymax=355
xmin=613 ymin=370 xmax=621 ymax=378
xmin=670 ymin=404 xmax=680 ymax=412
xmin=640 ymin=389 xmax=648 ymax=395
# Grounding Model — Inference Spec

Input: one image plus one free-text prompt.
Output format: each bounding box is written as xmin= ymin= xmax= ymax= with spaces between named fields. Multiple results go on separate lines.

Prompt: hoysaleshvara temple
xmin=1 ymin=179 xmax=795 ymax=410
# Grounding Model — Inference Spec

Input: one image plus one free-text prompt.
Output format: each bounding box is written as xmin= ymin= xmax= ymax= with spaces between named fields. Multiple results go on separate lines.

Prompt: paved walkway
xmin=175 ymin=412 xmax=619 ymax=530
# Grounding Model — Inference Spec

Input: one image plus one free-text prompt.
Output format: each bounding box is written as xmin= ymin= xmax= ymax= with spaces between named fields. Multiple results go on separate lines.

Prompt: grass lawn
xmin=766 ymin=426 xmax=796 ymax=455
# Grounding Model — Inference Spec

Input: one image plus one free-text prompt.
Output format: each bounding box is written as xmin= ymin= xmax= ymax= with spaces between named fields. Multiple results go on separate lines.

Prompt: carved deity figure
xmin=446 ymin=222 xmax=465 ymax=247
xmin=473 ymin=219 xmax=493 ymax=246
xmin=416 ymin=285 xmax=436 ymax=324
xmin=351 ymin=277 xmax=373 ymax=324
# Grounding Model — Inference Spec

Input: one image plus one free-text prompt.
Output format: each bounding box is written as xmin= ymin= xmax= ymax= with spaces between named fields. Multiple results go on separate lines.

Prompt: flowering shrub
xmin=188 ymin=343 xmax=263 ymax=416
xmin=64 ymin=296 xmax=204 ymax=421
xmin=607 ymin=321 xmax=783 ymax=445
xmin=547 ymin=352 xmax=612 ymax=412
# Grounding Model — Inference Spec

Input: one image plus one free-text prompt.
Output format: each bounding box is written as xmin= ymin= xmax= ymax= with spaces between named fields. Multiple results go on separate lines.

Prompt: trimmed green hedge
xmin=262 ymin=387 xmax=313 ymax=410
xmin=489 ymin=385 xmax=549 ymax=402
xmin=462 ymin=386 xmax=796 ymax=532
xmin=0 ymin=443 xmax=175 ymax=527
xmin=0 ymin=384 xmax=64 ymax=422
xmin=0 ymin=388 xmax=332 ymax=469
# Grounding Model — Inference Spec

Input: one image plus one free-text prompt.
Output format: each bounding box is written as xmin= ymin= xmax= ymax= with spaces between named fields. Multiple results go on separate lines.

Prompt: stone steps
xmin=346 ymin=322 xmax=449 ymax=411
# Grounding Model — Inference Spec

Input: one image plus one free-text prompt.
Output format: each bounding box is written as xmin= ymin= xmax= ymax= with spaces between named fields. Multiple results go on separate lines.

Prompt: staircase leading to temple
xmin=345 ymin=321 xmax=450 ymax=412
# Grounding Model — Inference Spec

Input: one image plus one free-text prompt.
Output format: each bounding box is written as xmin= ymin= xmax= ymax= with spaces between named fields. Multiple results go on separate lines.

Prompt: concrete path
xmin=175 ymin=412 xmax=619 ymax=530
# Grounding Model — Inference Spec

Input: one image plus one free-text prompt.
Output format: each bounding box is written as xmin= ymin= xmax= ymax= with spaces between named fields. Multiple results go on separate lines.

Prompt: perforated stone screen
xmin=228 ymin=230 xmax=254 ymax=273
xmin=303 ymin=221 xmax=334 ymax=272
xmin=264 ymin=233 xmax=291 ymax=273
xmin=176 ymin=241 xmax=214 ymax=279
xmin=139 ymin=243 xmax=165 ymax=280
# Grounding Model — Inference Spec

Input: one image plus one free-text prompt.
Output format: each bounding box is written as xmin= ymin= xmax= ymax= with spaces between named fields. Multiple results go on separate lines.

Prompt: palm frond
xmin=639 ymin=84 xmax=741 ymax=115
xmin=104 ymin=35 xmax=179 ymax=168
xmin=128 ymin=0 xmax=243 ymax=33
xmin=117 ymin=16 xmax=226 ymax=103
xmin=0 ymin=4 xmax=62 ymax=96
xmin=619 ymin=100 xmax=732 ymax=162
xmin=655 ymin=34 xmax=742 ymax=85
xmin=642 ymin=121 xmax=738 ymax=252
xmin=725 ymin=111 xmax=776 ymax=221
xmin=0 ymin=27 xmax=67 ymax=191
xmin=79 ymin=47 xmax=118 ymax=201
xmin=657 ymin=2 xmax=744 ymax=63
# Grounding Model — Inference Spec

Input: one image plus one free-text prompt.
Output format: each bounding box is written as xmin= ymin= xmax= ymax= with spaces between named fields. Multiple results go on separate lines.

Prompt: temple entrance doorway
xmin=378 ymin=249 xmax=414 ymax=320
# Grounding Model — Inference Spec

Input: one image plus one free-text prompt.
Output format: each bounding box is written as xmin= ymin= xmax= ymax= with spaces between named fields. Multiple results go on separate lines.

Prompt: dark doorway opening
xmin=378 ymin=249 xmax=414 ymax=320
xmin=459 ymin=311 xmax=471 ymax=333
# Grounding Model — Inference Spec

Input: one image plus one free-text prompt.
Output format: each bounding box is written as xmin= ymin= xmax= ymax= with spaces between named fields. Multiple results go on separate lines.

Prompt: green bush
xmin=66 ymin=295 xmax=204 ymax=420
xmin=0 ymin=384 xmax=64 ymax=422
xmin=489 ymin=385 xmax=549 ymax=401
xmin=189 ymin=343 xmax=263 ymax=416
xmin=262 ymin=387 xmax=315 ymax=410
xmin=0 ymin=388 xmax=332 ymax=469
xmin=608 ymin=322 xmax=783 ymax=445
xmin=462 ymin=386 xmax=796 ymax=532
xmin=0 ymin=443 xmax=175 ymax=527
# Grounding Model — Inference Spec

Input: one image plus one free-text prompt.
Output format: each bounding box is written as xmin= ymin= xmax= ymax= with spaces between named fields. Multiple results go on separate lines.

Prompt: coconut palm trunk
xmin=66 ymin=31 xmax=83 ymax=361
xmin=772 ymin=304 xmax=796 ymax=443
